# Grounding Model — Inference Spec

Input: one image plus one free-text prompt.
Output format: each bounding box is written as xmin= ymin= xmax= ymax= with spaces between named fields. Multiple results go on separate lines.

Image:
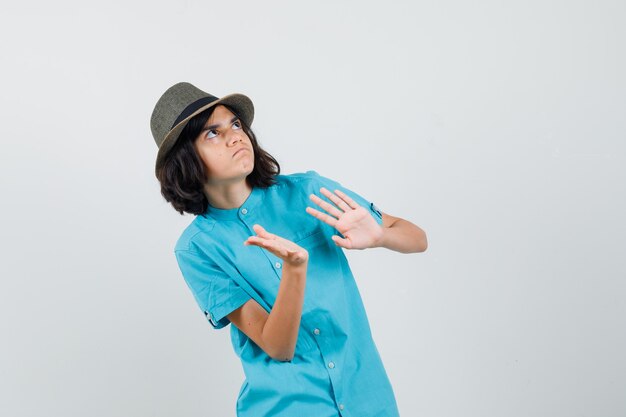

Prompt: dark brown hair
xmin=156 ymin=104 xmax=280 ymax=215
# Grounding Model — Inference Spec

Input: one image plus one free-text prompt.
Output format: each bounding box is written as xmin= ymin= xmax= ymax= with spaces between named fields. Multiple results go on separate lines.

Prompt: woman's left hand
xmin=306 ymin=187 xmax=383 ymax=250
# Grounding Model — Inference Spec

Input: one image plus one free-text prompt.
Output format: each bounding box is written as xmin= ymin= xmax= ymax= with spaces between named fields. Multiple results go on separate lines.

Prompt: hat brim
xmin=155 ymin=93 xmax=254 ymax=174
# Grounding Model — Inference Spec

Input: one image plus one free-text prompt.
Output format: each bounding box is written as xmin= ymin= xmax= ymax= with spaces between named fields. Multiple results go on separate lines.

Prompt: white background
xmin=1 ymin=1 xmax=625 ymax=416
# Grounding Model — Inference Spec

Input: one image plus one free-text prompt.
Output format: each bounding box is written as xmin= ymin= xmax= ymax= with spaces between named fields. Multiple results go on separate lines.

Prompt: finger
xmin=331 ymin=234 xmax=352 ymax=249
xmin=245 ymin=236 xmax=282 ymax=254
xmin=305 ymin=206 xmax=338 ymax=227
xmin=256 ymin=239 xmax=290 ymax=258
xmin=244 ymin=236 xmax=270 ymax=248
xmin=320 ymin=187 xmax=352 ymax=212
xmin=332 ymin=189 xmax=359 ymax=210
xmin=253 ymin=224 xmax=276 ymax=240
xmin=309 ymin=193 xmax=342 ymax=218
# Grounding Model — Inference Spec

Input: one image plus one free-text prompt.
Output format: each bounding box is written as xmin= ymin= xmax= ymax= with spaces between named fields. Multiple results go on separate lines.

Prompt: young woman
xmin=150 ymin=82 xmax=427 ymax=417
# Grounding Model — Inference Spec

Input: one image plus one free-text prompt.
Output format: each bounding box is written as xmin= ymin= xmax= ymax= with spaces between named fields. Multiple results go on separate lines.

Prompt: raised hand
xmin=305 ymin=187 xmax=383 ymax=250
xmin=244 ymin=224 xmax=309 ymax=266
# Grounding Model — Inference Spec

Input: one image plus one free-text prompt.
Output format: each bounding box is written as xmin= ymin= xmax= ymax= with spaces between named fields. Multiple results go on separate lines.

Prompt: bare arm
xmin=374 ymin=212 xmax=428 ymax=253
xmin=227 ymin=224 xmax=308 ymax=362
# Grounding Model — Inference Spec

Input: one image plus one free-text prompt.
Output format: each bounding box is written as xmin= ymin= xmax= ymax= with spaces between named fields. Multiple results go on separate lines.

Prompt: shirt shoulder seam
xmin=175 ymin=229 xmax=204 ymax=253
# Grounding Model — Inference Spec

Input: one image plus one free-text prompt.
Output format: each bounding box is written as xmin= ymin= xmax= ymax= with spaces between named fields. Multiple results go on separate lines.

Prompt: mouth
xmin=233 ymin=148 xmax=249 ymax=158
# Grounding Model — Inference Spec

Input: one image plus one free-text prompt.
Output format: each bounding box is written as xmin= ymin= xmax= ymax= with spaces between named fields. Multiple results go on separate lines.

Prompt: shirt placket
xmin=237 ymin=206 xmax=284 ymax=279
xmin=300 ymin=315 xmax=348 ymax=415
xmin=238 ymin=205 xmax=348 ymax=415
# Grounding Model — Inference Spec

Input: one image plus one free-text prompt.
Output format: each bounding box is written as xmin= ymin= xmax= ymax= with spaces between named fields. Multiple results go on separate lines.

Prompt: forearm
xmin=261 ymin=263 xmax=307 ymax=361
xmin=375 ymin=219 xmax=428 ymax=254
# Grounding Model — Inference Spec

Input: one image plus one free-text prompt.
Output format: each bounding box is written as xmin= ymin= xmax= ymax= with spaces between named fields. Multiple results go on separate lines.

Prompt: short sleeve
xmin=308 ymin=170 xmax=384 ymax=226
xmin=175 ymin=249 xmax=252 ymax=330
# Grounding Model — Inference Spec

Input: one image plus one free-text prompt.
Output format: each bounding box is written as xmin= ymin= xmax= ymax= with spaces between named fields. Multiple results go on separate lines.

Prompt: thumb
xmin=332 ymin=234 xmax=350 ymax=249
xmin=253 ymin=224 xmax=272 ymax=239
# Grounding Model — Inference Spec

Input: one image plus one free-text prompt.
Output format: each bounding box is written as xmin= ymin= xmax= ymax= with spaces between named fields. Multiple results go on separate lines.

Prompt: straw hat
xmin=150 ymin=82 xmax=254 ymax=174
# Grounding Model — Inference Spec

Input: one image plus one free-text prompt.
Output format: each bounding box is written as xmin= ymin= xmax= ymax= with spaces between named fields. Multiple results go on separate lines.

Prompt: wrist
xmin=371 ymin=226 xmax=386 ymax=249
xmin=283 ymin=259 xmax=308 ymax=272
xmin=281 ymin=263 xmax=307 ymax=283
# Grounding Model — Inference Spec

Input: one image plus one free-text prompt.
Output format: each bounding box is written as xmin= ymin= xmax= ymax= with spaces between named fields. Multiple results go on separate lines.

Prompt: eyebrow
xmin=201 ymin=116 xmax=240 ymax=133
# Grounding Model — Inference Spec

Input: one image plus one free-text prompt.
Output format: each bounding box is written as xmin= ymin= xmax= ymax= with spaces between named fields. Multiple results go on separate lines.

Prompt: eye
xmin=232 ymin=120 xmax=242 ymax=129
xmin=206 ymin=129 xmax=218 ymax=139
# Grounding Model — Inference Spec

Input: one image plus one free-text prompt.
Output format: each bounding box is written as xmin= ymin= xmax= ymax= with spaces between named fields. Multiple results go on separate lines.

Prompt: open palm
xmin=306 ymin=187 xmax=383 ymax=250
xmin=244 ymin=224 xmax=309 ymax=266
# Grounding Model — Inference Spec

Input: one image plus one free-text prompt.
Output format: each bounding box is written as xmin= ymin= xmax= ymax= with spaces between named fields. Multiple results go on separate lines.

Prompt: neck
xmin=203 ymin=178 xmax=253 ymax=209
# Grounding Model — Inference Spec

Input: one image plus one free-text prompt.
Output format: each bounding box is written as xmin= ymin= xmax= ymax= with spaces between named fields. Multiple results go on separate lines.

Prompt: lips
xmin=233 ymin=148 xmax=248 ymax=158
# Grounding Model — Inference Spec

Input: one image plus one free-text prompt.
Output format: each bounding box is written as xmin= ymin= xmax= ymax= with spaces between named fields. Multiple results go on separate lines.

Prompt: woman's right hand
xmin=244 ymin=224 xmax=309 ymax=267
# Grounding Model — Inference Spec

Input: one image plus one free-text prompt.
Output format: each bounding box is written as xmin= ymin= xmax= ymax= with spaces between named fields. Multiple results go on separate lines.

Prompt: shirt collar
xmin=201 ymin=185 xmax=265 ymax=221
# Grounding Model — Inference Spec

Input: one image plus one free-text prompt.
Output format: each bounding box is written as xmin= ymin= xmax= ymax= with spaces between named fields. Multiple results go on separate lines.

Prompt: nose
xmin=227 ymin=131 xmax=243 ymax=146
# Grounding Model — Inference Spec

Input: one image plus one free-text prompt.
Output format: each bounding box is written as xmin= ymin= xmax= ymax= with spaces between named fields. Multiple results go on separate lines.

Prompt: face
xmin=193 ymin=105 xmax=255 ymax=185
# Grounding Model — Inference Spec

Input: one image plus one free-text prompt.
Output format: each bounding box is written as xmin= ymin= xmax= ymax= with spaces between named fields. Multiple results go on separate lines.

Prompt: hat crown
xmin=150 ymin=82 xmax=217 ymax=148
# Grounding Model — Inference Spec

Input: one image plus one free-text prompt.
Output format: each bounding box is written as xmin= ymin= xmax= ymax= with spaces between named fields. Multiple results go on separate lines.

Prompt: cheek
xmin=208 ymin=156 xmax=223 ymax=169
xmin=207 ymin=153 xmax=232 ymax=172
xmin=198 ymin=151 xmax=215 ymax=170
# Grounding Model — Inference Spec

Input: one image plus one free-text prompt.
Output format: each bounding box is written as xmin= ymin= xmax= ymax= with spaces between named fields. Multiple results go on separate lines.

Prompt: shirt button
xmin=241 ymin=208 xmax=248 ymax=215
xmin=328 ymin=361 xmax=335 ymax=369
xmin=313 ymin=328 xmax=320 ymax=335
xmin=275 ymin=262 xmax=282 ymax=269
xmin=339 ymin=404 xmax=345 ymax=410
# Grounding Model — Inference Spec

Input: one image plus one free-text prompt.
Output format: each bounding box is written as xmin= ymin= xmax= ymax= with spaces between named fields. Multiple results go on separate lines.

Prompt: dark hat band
xmin=171 ymin=96 xmax=219 ymax=129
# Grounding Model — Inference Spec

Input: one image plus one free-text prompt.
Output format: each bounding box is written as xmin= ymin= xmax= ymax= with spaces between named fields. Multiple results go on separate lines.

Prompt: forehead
xmin=206 ymin=105 xmax=236 ymax=124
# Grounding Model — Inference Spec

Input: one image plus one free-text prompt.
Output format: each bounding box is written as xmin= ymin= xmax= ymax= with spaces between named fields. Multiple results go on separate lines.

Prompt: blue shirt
xmin=174 ymin=171 xmax=400 ymax=417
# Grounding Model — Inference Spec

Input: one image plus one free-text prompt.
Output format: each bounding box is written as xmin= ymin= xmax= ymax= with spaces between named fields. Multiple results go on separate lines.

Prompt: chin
xmin=243 ymin=162 xmax=255 ymax=175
